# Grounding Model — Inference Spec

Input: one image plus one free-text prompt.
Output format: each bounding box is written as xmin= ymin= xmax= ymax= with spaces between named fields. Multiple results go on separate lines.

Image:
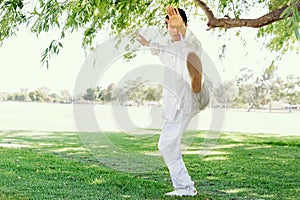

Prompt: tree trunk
xmin=247 ymin=103 xmax=254 ymax=112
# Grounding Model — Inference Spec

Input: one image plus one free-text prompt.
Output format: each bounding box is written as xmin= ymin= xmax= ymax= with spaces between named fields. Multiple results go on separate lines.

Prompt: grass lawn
xmin=0 ymin=130 xmax=299 ymax=199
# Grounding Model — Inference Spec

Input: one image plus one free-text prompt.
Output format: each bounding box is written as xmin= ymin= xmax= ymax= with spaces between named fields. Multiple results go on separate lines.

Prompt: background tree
xmin=82 ymin=87 xmax=96 ymax=101
xmin=0 ymin=92 xmax=8 ymax=101
xmin=103 ymin=83 xmax=116 ymax=103
xmin=212 ymin=80 xmax=238 ymax=108
xmin=9 ymin=88 xmax=31 ymax=102
xmin=236 ymin=68 xmax=268 ymax=111
xmin=60 ymin=90 xmax=72 ymax=103
xmin=50 ymin=92 xmax=61 ymax=103
xmin=144 ymin=87 xmax=156 ymax=102
xmin=281 ymin=75 xmax=300 ymax=112
xmin=13 ymin=93 xmax=30 ymax=102
xmin=234 ymin=66 xmax=300 ymax=112
xmin=29 ymin=90 xmax=47 ymax=102
xmin=211 ymin=83 xmax=224 ymax=108
xmin=124 ymin=77 xmax=146 ymax=107
xmin=113 ymin=87 xmax=127 ymax=105
xmin=0 ymin=0 xmax=299 ymax=67
xmin=144 ymin=85 xmax=163 ymax=105
xmin=261 ymin=63 xmax=281 ymax=112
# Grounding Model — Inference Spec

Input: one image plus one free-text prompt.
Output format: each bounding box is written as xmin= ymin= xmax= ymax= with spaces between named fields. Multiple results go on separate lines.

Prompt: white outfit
xmin=149 ymin=29 xmax=211 ymax=189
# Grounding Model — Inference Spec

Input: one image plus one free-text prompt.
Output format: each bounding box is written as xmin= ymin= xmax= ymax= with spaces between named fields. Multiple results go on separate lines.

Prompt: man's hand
xmin=136 ymin=33 xmax=149 ymax=46
xmin=165 ymin=6 xmax=185 ymax=30
xmin=165 ymin=6 xmax=187 ymax=37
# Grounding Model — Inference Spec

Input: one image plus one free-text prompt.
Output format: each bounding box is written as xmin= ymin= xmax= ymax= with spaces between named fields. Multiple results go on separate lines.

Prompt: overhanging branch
xmin=194 ymin=0 xmax=300 ymax=29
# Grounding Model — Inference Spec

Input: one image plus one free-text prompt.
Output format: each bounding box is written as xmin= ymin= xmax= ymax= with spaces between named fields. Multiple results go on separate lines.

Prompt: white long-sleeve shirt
xmin=149 ymin=29 xmax=207 ymax=121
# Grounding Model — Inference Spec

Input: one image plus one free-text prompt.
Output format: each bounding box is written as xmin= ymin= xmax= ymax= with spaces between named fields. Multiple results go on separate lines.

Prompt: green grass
xmin=0 ymin=130 xmax=299 ymax=199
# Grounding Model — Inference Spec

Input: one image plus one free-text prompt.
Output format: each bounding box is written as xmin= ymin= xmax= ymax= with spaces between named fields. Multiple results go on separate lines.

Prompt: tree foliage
xmin=281 ymin=75 xmax=300 ymax=106
xmin=209 ymin=65 xmax=300 ymax=112
xmin=0 ymin=0 xmax=299 ymax=67
xmin=72 ymin=77 xmax=162 ymax=106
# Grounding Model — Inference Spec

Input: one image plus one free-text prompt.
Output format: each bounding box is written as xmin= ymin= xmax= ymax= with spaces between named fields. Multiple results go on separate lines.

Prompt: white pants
xmin=158 ymin=81 xmax=210 ymax=189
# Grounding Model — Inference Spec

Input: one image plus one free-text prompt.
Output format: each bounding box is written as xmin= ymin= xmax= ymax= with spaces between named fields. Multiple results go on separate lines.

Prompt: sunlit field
xmin=1 ymin=130 xmax=299 ymax=199
xmin=0 ymin=102 xmax=299 ymax=135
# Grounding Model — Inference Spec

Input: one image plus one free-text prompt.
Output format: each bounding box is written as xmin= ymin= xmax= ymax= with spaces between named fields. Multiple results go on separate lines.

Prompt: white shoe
xmin=165 ymin=186 xmax=197 ymax=196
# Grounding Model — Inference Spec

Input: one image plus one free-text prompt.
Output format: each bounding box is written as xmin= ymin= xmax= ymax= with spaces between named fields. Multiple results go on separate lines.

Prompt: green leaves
xmin=41 ymin=39 xmax=63 ymax=69
xmin=0 ymin=0 xmax=26 ymax=45
xmin=0 ymin=0 xmax=299 ymax=68
xmin=292 ymin=2 xmax=300 ymax=39
xmin=280 ymin=0 xmax=300 ymax=40
xmin=257 ymin=0 xmax=299 ymax=55
xmin=216 ymin=0 xmax=253 ymax=18
xmin=30 ymin=0 xmax=64 ymax=35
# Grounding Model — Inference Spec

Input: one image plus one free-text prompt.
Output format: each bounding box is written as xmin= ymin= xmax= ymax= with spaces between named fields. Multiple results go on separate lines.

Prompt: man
xmin=136 ymin=6 xmax=210 ymax=196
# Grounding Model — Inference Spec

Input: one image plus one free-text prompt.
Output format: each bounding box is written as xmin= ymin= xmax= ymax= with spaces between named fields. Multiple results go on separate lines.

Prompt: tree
xmin=224 ymin=80 xmax=239 ymax=108
xmin=60 ymin=90 xmax=72 ymax=103
xmin=144 ymin=85 xmax=163 ymax=105
xmin=103 ymin=83 xmax=116 ymax=103
xmin=29 ymin=90 xmax=47 ymax=102
xmin=0 ymin=0 xmax=299 ymax=68
xmin=234 ymin=65 xmax=300 ymax=112
xmin=50 ymin=92 xmax=61 ymax=103
xmin=0 ymin=92 xmax=9 ymax=101
xmin=124 ymin=77 xmax=146 ymax=107
xmin=212 ymin=80 xmax=238 ymax=108
xmin=281 ymin=75 xmax=300 ymax=112
xmin=154 ymin=85 xmax=163 ymax=104
xmin=37 ymin=87 xmax=51 ymax=96
xmin=14 ymin=93 xmax=28 ymax=102
xmin=261 ymin=62 xmax=281 ymax=112
xmin=113 ymin=87 xmax=126 ymax=105
xmin=83 ymin=87 xmax=96 ymax=101
xmin=236 ymin=68 xmax=270 ymax=111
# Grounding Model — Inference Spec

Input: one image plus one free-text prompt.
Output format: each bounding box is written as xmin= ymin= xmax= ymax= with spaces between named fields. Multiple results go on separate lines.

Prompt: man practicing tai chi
xmin=137 ymin=6 xmax=211 ymax=196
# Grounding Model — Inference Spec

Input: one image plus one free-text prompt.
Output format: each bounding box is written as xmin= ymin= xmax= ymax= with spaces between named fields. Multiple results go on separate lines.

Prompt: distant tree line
xmin=212 ymin=65 xmax=300 ymax=112
xmin=0 ymin=87 xmax=72 ymax=104
xmin=1 ymin=68 xmax=300 ymax=111
xmin=73 ymin=77 xmax=163 ymax=106
xmin=0 ymin=77 xmax=163 ymax=107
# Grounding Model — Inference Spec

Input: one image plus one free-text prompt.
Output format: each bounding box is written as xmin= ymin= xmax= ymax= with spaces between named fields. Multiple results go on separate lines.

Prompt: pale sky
xmin=0 ymin=17 xmax=299 ymax=94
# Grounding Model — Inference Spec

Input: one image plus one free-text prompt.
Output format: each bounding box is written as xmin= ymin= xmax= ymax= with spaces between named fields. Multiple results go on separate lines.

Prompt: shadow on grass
xmin=0 ymin=147 xmax=168 ymax=200
xmin=185 ymin=132 xmax=300 ymax=199
xmin=0 ymin=130 xmax=299 ymax=199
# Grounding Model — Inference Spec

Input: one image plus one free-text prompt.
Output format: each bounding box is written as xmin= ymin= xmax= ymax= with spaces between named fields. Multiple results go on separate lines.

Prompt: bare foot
xmin=186 ymin=52 xmax=202 ymax=93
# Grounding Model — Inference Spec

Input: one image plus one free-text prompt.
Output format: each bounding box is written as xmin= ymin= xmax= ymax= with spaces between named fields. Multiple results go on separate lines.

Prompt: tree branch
xmin=194 ymin=0 xmax=300 ymax=29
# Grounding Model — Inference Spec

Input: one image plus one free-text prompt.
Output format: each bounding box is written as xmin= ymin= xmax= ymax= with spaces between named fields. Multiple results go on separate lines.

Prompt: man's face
xmin=167 ymin=25 xmax=182 ymax=42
